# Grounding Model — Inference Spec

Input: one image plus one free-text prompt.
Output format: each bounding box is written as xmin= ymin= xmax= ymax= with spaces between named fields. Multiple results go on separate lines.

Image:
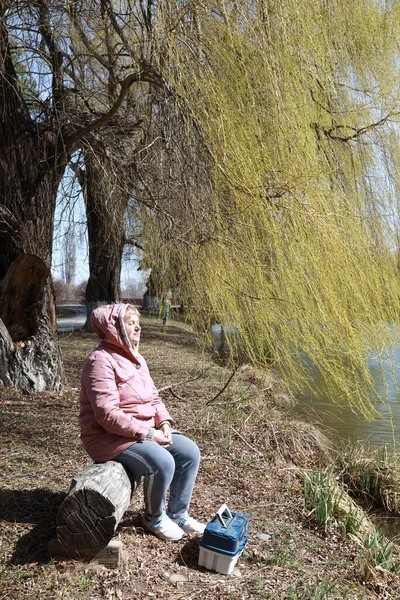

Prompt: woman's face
xmin=124 ymin=313 xmax=141 ymax=347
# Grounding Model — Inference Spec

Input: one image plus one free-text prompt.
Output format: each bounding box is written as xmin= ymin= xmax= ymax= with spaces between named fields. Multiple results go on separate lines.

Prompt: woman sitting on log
xmin=79 ymin=303 xmax=205 ymax=542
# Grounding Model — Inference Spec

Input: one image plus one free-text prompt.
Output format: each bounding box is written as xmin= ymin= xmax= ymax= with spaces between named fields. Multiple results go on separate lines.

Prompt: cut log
xmin=57 ymin=461 xmax=139 ymax=552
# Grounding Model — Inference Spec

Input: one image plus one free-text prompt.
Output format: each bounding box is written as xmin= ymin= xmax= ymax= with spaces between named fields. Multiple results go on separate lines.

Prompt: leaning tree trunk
xmin=80 ymin=145 xmax=127 ymax=329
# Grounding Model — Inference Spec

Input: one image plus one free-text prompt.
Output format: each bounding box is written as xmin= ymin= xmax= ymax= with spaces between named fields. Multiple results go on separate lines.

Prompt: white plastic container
xmin=198 ymin=542 xmax=245 ymax=575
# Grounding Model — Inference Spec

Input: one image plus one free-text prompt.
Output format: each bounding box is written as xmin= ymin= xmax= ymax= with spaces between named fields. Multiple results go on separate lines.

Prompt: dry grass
xmin=0 ymin=316 xmax=399 ymax=599
xmin=337 ymin=443 xmax=400 ymax=515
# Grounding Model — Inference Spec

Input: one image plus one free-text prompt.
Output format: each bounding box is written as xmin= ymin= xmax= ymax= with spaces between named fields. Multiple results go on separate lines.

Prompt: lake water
xmin=210 ymin=324 xmax=400 ymax=448
xmin=296 ymin=355 xmax=400 ymax=448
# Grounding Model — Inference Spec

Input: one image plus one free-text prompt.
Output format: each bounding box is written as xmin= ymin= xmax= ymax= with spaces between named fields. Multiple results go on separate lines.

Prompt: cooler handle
xmin=216 ymin=503 xmax=233 ymax=528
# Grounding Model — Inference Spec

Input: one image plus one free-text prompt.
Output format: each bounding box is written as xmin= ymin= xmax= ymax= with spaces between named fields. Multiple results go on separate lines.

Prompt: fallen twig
xmin=270 ymin=421 xmax=284 ymax=460
xmin=169 ymin=388 xmax=186 ymax=401
xmin=230 ymin=426 xmax=264 ymax=457
xmin=0 ymin=400 xmax=72 ymax=408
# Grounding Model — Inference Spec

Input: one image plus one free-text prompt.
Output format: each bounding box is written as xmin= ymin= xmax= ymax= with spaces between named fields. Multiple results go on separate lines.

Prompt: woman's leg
xmin=166 ymin=434 xmax=201 ymax=522
xmin=113 ymin=440 xmax=175 ymax=523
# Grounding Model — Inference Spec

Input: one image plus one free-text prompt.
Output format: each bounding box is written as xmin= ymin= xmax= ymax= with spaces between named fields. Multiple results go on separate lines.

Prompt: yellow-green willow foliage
xmin=143 ymin=0 xmax=400 ymax=416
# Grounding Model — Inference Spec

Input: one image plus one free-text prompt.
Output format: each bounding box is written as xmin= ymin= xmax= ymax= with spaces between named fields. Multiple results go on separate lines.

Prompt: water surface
xmin=296 ymin=350 xmax=400 ymax=448
xmin=210 ymin=323 xmax=400 ymax=447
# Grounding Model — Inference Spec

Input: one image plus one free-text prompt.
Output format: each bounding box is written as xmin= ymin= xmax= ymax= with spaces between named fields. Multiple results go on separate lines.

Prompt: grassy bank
xmin=1 ymin=316 xmax=400 ymax=599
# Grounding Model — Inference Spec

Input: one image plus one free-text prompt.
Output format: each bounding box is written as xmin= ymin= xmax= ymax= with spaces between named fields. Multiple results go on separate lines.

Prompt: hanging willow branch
xmin=129 ymin=0 xmax=400 ymax=418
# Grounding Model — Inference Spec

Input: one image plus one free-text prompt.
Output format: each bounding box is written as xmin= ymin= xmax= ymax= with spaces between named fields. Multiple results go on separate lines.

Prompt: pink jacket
xmin=79 ymin=303 xmax=174 ymax=462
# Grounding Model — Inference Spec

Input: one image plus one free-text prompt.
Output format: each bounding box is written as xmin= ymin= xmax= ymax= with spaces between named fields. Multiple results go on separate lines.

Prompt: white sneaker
xmin=142 ymin=515 xmax=185 ymax=542
xmin=174 ymin=516 xmax=206 ymax=536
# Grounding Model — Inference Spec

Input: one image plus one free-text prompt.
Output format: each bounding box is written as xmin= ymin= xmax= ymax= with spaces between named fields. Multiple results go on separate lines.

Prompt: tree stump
xmin=56 ymin=461 xmax=139 ymax=553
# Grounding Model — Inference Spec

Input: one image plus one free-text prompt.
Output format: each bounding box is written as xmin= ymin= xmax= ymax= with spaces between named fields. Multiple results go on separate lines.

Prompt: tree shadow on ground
xmin=0 ymin=489 xmax=66 ymax=565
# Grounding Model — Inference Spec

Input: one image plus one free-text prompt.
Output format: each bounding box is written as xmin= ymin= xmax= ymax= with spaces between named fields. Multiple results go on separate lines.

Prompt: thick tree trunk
xmin=0 ymin=255 xmax=63 ymax=390
xmin=81 ymin=147 xmax=127 ymax=329
xmin=57 ymin=462 xmax=139 ymax=551
xmin=0 ymin=8 xmax=150 ymax=390
xmin=0 ymin=17 xmax=68 ymax=390
xmin=0 ymin=162 xmax=66 ymax=390
xmin=141 ymin=270 xmax=160 ymax=312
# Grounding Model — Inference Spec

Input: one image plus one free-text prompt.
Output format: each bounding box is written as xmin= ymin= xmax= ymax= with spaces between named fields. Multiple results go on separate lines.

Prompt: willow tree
xmin=134 ymin=0 xmax=400 ymax=417
xmin=128 ymin=96 xmax=215 ymax=314
xmin=0 ymin=0 xmax=164 ymax=390
xmin=61 ymin=1 xmax=154 ymax=323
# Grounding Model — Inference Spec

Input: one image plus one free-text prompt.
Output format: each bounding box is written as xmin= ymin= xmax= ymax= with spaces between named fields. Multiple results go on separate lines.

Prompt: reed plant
xmin=303 ymin=469 xmax=365 ymax=538
xmin=288 ymin=577 xmax=336 ymax=600
xmin=304 ymin=465 xmax=400 ymax=583
xmin=359 ymin=528 xmax=400 ymax=582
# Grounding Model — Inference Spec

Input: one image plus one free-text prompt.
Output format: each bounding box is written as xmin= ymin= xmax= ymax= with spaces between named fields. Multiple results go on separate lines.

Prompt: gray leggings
xmin=113 ymin=433 xmax=201 ymax=524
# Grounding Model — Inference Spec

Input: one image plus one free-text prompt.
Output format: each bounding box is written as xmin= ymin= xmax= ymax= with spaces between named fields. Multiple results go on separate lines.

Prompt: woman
xmin=79 ymin=303 xmax=205 ymax=542
xmin=159 ymin=294 xmax=171 ymax=325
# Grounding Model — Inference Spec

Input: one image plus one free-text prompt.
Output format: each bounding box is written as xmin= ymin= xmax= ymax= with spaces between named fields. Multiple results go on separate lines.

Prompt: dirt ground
xmin=1 ymin=316 xmax=399 ymax=599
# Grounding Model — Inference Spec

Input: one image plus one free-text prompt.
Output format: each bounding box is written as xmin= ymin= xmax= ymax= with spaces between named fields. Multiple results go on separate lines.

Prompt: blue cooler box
xmin=198 ymin=504 xmax=248 ymax=574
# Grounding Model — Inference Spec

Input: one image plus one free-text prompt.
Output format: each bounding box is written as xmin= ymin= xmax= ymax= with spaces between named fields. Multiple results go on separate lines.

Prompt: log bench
xmin=48 ymin=461 xmax=140 ymax=567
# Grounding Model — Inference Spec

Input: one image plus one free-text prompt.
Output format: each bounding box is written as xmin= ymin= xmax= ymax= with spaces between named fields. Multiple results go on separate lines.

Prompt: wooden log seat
xmin=54 ymin=461 xmax=140 ymax=557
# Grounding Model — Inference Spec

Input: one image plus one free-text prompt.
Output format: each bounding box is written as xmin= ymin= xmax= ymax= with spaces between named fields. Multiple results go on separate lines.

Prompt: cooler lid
xmin=200 ymin=504 xmax=248 ymax=554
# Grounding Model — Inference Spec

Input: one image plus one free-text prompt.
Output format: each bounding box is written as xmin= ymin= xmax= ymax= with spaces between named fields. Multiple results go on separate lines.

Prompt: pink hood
xmin=90 ymin=303 xmax=138 ymax=357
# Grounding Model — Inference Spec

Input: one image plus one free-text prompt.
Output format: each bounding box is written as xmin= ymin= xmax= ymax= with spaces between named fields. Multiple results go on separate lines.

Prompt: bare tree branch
xmin=318 ymin=111 xmax=400 ymax=142
xmin=36 ymin=0 xmax=64 ymax=110
xmin=65 ymin=67 xmax=162 ymax=148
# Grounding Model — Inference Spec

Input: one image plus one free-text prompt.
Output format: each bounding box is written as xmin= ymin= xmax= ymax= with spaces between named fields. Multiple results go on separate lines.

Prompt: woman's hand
xmin=152 ymin=428 xmax=172 ymax=447
xmin=160 ymin=422 xmax=172 ymax=442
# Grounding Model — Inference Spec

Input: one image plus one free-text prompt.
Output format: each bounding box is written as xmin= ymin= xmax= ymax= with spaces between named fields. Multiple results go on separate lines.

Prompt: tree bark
xmin=0 ymin=16 xmax=68 ymax=390
xmin=80 ymin=146 xmax=127 ymax=329
xmin=0 ymin=151 xmax=67 ymax=390
xmin=57 ymin=462 xmax=139 ymax=551
xmin=0 ymin=255 xmax=63 ymax=390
